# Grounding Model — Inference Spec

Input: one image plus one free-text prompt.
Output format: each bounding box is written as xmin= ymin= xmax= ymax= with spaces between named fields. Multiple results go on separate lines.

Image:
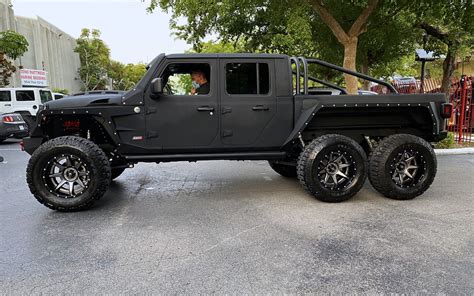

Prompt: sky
xmin=11 ymin=0 xmax=190 ymax=64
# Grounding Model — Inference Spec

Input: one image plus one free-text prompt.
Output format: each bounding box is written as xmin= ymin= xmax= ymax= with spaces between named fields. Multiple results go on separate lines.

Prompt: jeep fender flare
xmin=281 ymin=103 xmax=321 ymax=149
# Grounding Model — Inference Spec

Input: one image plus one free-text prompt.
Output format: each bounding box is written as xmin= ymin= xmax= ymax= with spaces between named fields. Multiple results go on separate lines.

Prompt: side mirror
xmin=151 ymin=78 xmax=163 ymax=95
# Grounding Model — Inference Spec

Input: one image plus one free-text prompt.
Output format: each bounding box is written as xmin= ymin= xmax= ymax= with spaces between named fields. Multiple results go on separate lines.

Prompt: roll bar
xmin=290 ymin=56 xmax=398 ymax=95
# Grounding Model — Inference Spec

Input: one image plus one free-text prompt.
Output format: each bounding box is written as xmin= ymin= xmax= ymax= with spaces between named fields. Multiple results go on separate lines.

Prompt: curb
xmin=435 ymin=147 xmax=474 ymax=155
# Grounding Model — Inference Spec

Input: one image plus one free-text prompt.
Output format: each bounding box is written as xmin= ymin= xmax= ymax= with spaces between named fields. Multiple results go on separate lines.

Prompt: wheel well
xmin=41 ymin=115 xmax=116 ymax=152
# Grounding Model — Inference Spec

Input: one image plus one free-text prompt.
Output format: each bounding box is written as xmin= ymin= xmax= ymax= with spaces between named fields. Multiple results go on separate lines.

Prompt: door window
xmin=40 ymin=90 xmax=53 ymax=103
xmin=225 ymin=63 xmax=270 ymax=95
xmin=0 ymin=91 xmax=11 ymax=101
xmin=15 ymin=90 xmax=35 ymax=101
xmin=161 ymin=63 xmax=211 ymax=96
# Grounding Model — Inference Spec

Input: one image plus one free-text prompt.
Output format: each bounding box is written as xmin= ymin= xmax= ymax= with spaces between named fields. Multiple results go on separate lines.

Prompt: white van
xmin=0 ymin=88 xmax=54 ymax=128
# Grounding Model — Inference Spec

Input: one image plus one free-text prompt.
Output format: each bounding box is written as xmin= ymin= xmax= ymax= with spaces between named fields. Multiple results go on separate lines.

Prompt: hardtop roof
xmin=165 ymin=53 xmax=289 ymax=59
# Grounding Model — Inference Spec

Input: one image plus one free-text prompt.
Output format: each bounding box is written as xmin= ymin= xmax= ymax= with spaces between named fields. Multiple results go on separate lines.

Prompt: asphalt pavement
xmin=0 ymin=139 xmax=473 ymax=294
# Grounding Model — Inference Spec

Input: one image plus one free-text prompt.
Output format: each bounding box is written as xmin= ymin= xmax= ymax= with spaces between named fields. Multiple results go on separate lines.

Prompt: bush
xmin=52 ymin=88 xmax=69 ymax=95
xmin=434 ymin=132 xmax=455 ymax=149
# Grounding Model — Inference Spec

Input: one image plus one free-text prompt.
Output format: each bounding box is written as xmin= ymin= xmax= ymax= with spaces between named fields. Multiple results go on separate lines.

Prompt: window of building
xmin=15 ymin=90 xmax=35 ymax=101
xmin=225 ymin=63 xmax=270 ymax=95
xmin=161 ymin=63 xmax=211 ymax=96
xmin=0 ymin=91 xmax=11 ymax=102
xmin=40 ymin=90 xmax=53 ymax=103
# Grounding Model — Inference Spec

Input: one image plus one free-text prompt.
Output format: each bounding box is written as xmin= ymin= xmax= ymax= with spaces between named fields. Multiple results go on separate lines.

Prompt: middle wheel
xmin=297 ymin=134 xmax=368 ymax=202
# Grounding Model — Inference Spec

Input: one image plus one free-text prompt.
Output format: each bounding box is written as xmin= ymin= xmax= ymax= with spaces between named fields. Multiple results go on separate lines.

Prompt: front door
xmin=219 ymin=59 xmax=277 ymax=148
xmin=145 ymin=60 xmax=219 ymax=152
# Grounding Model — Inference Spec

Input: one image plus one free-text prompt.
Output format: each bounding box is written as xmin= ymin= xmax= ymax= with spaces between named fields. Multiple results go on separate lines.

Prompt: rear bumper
xmin=0 ymin=124 xmax=29 ymax=139
xmin=23 ymin=137 xmax=43 ymax=155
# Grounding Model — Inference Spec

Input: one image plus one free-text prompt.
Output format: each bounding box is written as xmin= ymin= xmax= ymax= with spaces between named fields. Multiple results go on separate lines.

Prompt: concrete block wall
xmin=0 ymin=0 xmax=82 ymax=93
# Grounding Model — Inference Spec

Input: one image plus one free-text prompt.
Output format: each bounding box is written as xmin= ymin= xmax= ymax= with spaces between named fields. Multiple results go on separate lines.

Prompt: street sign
xmin=20 ymin=69 xmax=48 ymax=87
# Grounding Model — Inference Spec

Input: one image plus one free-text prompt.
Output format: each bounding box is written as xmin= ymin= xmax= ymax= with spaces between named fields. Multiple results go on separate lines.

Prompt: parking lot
xmin=0 ymin=138 xmax=473 ymax=294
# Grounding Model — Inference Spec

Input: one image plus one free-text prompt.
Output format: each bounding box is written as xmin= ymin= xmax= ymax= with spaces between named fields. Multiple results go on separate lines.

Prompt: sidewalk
xmin=435 ymin=147 xmax=474 ymax=155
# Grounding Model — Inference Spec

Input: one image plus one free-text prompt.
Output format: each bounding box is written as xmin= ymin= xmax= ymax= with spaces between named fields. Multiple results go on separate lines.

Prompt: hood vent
xmin=89 ymin=98 xmax=110 ymax=105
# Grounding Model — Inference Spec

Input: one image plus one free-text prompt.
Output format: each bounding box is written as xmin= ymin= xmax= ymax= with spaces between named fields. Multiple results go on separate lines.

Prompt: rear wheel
xmin=26 ymin=136 xmax=111 ymax=211
xmin=368 ymin=134 xmax=436 ymax=200
xmin=297 ymin=134 xmax=368 ymax=202
xmin=268 ymin=161 xmax=297 ymax=178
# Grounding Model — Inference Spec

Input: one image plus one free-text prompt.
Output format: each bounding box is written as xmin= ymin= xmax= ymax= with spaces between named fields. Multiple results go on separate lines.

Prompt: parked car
xmin=392 ymin=76 xmax=417 ymax=85
xmin=0 ymin=113 xmax=29 ymax=143
xmin=0 ymin=88 xmax=54 ymax=130
xmin=24 ymin=53 xmax=451 ymax=211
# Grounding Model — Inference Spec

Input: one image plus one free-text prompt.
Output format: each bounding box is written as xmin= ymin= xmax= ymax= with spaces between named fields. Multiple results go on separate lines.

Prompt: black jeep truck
xmin=23 ymin=54 xmax=452 ymax=211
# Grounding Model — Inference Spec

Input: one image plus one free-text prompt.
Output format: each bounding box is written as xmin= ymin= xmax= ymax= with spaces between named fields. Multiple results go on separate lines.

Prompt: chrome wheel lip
xmin=316 ymin=149 xmax=357 ymax=191
xmin=42 ymin=154 xmax=90 ymax=198
xmin=389 ymin=148 xmax=426 ymax=188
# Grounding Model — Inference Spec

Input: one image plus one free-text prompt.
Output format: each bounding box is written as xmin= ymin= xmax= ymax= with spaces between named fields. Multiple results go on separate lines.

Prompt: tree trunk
xmin=441 ymin=47 xmax=456 ymax=96
xmin=343 ymin=38 xmax=359 ymax=94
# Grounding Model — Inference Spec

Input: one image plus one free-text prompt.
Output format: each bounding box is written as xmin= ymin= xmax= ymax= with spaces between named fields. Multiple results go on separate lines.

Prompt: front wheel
xmin=368 ymin=134 xmax=437 ymax=200
xmin=26 ymin=136 xmax=111 ymax=211
xmin=297 ymin=134 xmax=368 ymax=203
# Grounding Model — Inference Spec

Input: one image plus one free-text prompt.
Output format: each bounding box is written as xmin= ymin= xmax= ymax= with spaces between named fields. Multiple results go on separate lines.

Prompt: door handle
xmin=197 ymin=106 xmax=214 ymax=112
xmin=252 ymin=105 xmax=269 ymax=111
xmin=4 ymin=104 xmax=11 ymax=106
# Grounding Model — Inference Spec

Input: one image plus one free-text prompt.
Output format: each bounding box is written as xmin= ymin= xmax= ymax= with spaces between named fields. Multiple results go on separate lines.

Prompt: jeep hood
xmin=44 ymin=94 xmax=123 ymax=109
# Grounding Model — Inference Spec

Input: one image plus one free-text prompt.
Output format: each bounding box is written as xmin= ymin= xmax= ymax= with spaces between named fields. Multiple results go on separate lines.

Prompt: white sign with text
xmin=20 ymin=69 xmax=48 ymax=87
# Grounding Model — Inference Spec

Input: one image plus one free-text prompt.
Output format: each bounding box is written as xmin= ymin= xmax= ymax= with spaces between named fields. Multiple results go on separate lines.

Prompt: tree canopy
xmin=75 ymin=28 xmax=111 ymax=91
xmin=108 ymin=61 xmax=147 ymax=90
xmin=148 ymin=0 xmax=473 ymax=93
xmin=0 ymin=30 xmax=29 ymax=87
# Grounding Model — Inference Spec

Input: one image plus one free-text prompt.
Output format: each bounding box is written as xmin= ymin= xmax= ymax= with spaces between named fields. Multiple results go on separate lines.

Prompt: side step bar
xmin=124 ymin=151 xmax=287 ymax=162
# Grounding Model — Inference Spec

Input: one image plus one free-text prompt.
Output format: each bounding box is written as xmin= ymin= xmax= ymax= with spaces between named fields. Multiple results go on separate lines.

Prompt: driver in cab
xmin=190 ymin=70 xmax=210 ymax=95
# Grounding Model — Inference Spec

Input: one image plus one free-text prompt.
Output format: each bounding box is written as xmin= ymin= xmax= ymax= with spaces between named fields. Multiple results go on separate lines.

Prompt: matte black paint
xmin=23 ymin=53 xmax=448 ymax=163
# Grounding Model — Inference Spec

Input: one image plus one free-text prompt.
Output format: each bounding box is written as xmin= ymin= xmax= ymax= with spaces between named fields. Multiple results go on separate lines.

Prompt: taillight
xmin=20 ymin=140 xmax=25 ymax=151
xmin=2 ymin=115 xmax=14 ymax=123
xmin=441 ymin=103 xmax=453 ymax=119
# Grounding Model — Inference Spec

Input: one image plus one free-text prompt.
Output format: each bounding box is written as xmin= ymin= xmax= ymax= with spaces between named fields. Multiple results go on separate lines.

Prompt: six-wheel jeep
xmin=23 ymin=54 xmax=452 ymax=211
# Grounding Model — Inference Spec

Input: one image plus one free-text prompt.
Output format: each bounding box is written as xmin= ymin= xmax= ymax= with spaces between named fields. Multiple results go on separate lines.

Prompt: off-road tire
xmin=368 ymin=134 xmax=437 ymax=200
xmin=268 ymin=161 xmax=297 ymax=178
xmin=297 ymin=134 xmax=368 ymax=202
xmin=111 ymin=167 xmax=126 ymax=180
xmin=26 ymin=136 xmax=111 ymax=211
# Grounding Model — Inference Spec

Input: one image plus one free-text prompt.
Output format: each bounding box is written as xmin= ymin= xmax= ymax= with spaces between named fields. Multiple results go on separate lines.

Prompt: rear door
xmin=219 ymin=59 xmax=277 ymax=147
xmin=0 ymin=90 xmax=13 ymax=114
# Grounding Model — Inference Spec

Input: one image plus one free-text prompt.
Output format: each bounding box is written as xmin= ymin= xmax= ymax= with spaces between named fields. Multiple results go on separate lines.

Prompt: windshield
xmin=40 ymin=90 xmax=53 ymax=103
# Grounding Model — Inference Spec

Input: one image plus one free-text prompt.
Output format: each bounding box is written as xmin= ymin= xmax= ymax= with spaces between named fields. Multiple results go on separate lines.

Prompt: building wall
xmin=0 ymin=0 xmax=82 ymax=93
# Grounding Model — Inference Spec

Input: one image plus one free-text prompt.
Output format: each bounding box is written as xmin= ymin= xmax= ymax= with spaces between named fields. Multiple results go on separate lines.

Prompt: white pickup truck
xmin=0 ymin=88 xmax=54 ymax=129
